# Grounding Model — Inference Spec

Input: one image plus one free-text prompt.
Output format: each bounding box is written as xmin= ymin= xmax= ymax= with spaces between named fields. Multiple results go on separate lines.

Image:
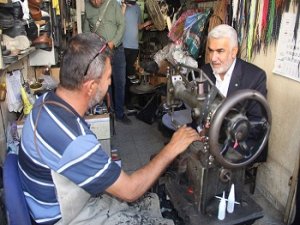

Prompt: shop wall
xmin=249 ymin=43 xmax=300 ymax=212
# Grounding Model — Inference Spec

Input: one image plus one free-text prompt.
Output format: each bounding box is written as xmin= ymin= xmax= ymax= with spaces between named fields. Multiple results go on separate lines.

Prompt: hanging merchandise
xmin=254 ymin=0 xmax=264 ymax=53
xmin=168 ymin=9 xmax=198 ymax=43
xmin=207 ymin=0 xmax=228 ymax=33
xmin=20 ymin=86 xmax=33 ymax=115
xmin=6 ymin=70 xmax=23 ymax=113
xmin=184 ymin=13 xmax=201 ymax=30
xmin=145 ymin=0 xmax=166 ymax=31
xmin=51 ymin=0 xmax=62 ymax=50
xmin=231 ymin=0 xmax=239 ymax=27
xmin=266 ymin=0 xmax=276 ymax=45
xmin=260 ymin=0 xmax=269 ymax=47
xmin=205 ymin=0 xmax=229 ymax=63
xmin=229 ymin=0 xmax=299 ymax=59
xmin=183 ymin=9 xmax=211 ymax=59
xmin=0 ymin=80 xmax=6 ymax=102
xmin=246 ymin=0 xmax=257 ymax=60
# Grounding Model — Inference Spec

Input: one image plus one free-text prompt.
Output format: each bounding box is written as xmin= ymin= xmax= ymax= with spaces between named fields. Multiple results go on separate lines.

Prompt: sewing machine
xmin=158 ymin=64 xmax=272 ymax=224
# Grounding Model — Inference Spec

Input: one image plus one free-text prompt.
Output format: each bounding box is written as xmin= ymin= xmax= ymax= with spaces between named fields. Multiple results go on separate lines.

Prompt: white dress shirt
xmin=214 ymin=59 xmax=236 ymax=97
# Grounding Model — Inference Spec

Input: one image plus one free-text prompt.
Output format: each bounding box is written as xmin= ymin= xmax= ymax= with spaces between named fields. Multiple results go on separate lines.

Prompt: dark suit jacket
xmin=201 ymin=58 xmax=268 ymax=162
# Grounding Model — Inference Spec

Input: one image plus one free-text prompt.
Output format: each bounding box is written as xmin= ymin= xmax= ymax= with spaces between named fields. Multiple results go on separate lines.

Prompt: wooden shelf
xmin=0 ymin=47 xmax=36 ymax=71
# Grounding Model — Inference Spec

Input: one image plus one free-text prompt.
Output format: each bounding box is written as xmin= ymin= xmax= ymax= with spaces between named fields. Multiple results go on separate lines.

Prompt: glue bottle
xmin=218 ymin=191 xmax=226 ymax=220
xmin=227 ymin=183 xmax=235 ymax=213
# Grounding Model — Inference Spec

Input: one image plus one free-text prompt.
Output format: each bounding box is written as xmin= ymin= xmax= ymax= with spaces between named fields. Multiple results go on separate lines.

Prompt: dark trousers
xmin=110 ymin=45 xmax=126 ymax=118
xmin=124 ymin=48 xmax=139 ymax=106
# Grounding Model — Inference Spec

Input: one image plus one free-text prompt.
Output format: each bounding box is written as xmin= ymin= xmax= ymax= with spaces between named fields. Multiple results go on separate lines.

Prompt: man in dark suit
xmin=201 ymin=24 xmax=267 ymax=108
xmin=201 ymin=24 xmax=268 ymax=163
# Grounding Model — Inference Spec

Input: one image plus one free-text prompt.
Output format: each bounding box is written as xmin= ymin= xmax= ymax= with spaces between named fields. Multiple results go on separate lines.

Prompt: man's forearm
xmin=105 ymin=143 xmax=177 ymax=202
xmin=105 ymin=126 xmax=199 ymax=202
xmin=128 ymin=143 xmax=177 ymax=198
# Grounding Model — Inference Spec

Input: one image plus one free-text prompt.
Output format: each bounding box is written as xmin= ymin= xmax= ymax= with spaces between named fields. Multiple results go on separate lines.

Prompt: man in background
xmin=83 ymin=0 xmax=131 ymax=124
xmin=122 ymin=0 xmax=152 ymax=111
xmin=202 ymin=24 xmax=267 ymax=99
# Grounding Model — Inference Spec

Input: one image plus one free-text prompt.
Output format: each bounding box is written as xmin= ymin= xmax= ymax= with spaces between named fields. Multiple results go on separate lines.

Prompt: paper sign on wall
xmin=273 ymin=12 xmax=300 ymax=82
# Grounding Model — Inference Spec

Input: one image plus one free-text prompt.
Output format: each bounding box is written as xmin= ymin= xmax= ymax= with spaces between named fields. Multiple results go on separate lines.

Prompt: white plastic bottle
xmin=227 ymin=184 xmax=235 ymax=213
xmin=218 ymin=191 xmax=226 ymax=220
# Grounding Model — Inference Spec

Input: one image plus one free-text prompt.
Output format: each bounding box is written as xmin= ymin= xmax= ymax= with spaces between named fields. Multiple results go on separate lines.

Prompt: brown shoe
xmin=32 ymin=33 xmax=52 ymax=51
xmin=29 ymin=0 xmax=43 ymax=6
xmin=29 ymin=2 xmax=42 ymax=21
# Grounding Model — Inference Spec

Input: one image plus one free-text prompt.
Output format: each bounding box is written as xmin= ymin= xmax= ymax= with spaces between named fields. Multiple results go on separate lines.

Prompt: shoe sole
xmin=34 ymin=43 xmax=52 ymax=51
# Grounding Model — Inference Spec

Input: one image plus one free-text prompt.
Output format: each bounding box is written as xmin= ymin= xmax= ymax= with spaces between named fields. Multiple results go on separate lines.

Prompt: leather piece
xmin=25 ymin=18 xmax=38 ymax=41
xmin=3 ymin=55 xmax=18 ymax=64
xmin=40 ymin=0 xmax=50 ymax=12
xmin=140 ymin=61 xmax=159 ymax=74
xmin=40 ymin=21 xmax=51 ymax=36
xmin=0 ymin=8 xmax=14 ymax=29
xmin=2 ymin=34 xmax=30 ymax=51
xmin=12 ymin=1 xmax=24 ymax=20
xmin=32 ymin=33 xmax=52 ymax=51
xmin=3 ymin=19 xmax=26 ymax=38
xmin=28 ymin=2 xmax=42 ymax=21
xmin=2 ymin=49 xmax=11 ymax=56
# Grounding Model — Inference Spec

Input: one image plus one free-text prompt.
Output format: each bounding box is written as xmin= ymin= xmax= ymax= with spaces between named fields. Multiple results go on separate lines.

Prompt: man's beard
xmin=88 ymin=89 xmax=103 ymax=109
xmin=91 ymin=1 xmax=103 ymax=8
xmin=210 ymin=61 xmax=232 ymax=75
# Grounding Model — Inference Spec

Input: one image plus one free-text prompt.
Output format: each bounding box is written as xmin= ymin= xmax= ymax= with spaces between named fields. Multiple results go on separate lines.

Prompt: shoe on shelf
xmin=12 ymin=1 xmax=24 ymax=20
xmin=32 ymin=32 xmax=52 ymax=51
xmin=126 ymin=108 xmax=137 ymax=115
xmin=29 ymin=2 xmax=42 ymax=21
xmin=128 ymin=75 xmax=137 ymax=80
xmin=29 ymin=0 xmax=43 ymax=6
xmin=116 ymin=115 xmax=132 ymax=125
xmin=131 ymin=79 xmax=140 ymax=84
xmin=126 ymin=104 xmax=137 ymax=113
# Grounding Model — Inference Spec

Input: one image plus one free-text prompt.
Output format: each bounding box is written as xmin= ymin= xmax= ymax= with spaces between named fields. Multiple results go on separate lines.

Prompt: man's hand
xmin=121 ymin=1 xmax=126 ymax=14
xmin=106 ymin=125 xmax=200 ymax=202
xmin=167 ymin=125 xmax=201 ymax=155
xmin=139 ymin=20 xmax=153 ymax=30
xmin=107 ymin=41 xmax=115 ymax=49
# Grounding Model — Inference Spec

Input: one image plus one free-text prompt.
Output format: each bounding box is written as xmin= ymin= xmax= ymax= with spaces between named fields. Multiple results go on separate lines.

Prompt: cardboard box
xmin=85 ymin=114 xmax=111 ymax=140
xmin=85 ymin=113 xmax=111 ymax=156
xmin=29 ymin=45 xmax=57 ymax=66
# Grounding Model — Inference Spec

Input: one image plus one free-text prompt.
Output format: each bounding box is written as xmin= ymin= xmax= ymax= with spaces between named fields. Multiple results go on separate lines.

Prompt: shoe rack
xmin=28 ymin=0 xmax=56 ymax=66
xmin=0 ymin=1 xmax=49 ymax=163
xmin=0 ymin=37 xmax=36 ymax=163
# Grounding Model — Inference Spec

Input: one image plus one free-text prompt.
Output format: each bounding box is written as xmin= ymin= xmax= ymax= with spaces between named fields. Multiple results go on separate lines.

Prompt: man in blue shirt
xmin=122 ymin=0 xmax=152 ymax=109
xmin=18 ymin=32 xmax=200 ymax=224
